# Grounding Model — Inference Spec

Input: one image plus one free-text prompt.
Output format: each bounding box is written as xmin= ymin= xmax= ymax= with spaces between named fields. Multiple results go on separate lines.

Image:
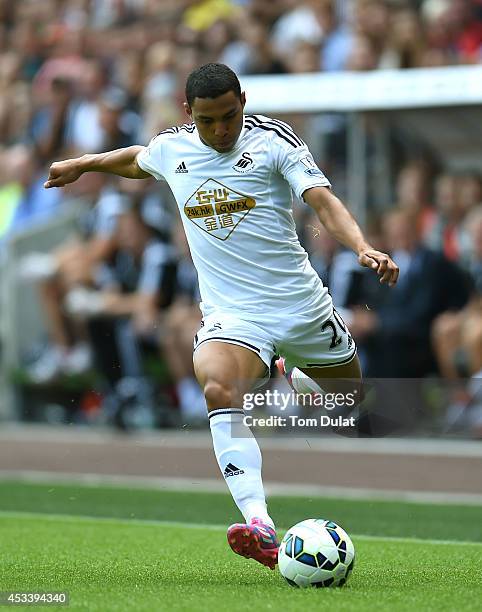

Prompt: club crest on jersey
xmin=233 ymin=152 xmax=254 ymax=173
xmin=184 ymin=178 xmax=256 ymax=241
xmin=300 ymin=155 xmax=323 ymax=177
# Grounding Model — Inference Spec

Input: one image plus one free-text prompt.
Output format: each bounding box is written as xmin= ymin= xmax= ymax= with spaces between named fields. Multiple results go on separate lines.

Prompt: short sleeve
xmin=275 ymin=140 xmax=331 ymax=200
xmin=136 ymin=134 xmax=165 ymax=181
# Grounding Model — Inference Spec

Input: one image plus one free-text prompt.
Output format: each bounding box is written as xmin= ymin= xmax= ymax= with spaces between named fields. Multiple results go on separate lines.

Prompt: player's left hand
xmin=358 ymin=248 xmax=399 ymax=287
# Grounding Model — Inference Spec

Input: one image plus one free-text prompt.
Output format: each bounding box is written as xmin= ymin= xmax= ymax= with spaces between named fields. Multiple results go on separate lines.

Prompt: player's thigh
xmin=194 ymin=340 xmax=268 ymax=387
xmin=300 ymin=354 xmax=362 ymax=394
xmin=194 ymin=341 xmax=267 ymax=407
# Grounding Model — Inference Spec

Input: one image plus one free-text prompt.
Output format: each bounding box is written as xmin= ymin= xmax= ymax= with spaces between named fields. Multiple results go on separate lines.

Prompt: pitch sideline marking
xmin=2 ymin=424 xmax=482 ymax=456
xmin=0 ymin=510 xmax=481 ymax=548
xmin=2 ymin=471 xmax=482 ymax=506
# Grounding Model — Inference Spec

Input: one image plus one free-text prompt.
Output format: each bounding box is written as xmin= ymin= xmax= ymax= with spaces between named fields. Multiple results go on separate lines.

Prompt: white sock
xmin=209 ymin=408 xmax=274 ymax=528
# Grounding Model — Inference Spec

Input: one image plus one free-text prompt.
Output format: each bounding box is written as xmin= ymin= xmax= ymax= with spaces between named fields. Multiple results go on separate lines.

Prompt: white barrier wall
xmin=241 ymin=65 xmax=482 ymax=226
xmin=0 ymin=208 xmax=81 ymax=419
xmin=242 ymin=66 xmax=482 ymax=113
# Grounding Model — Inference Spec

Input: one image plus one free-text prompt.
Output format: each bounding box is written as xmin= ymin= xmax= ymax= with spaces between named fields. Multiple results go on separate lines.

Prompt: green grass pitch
xmin=0 ymin=480 xmax=481 ymax=611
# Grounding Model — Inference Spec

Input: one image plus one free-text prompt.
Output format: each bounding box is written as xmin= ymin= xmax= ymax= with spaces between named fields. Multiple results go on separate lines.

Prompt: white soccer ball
xmin=278 ymin=519 xmax=355 ymax=588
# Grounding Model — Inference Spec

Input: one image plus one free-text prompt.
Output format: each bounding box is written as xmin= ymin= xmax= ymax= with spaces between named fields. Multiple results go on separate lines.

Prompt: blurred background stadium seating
xmin=0 ymin=0 xmax=481 ymax=436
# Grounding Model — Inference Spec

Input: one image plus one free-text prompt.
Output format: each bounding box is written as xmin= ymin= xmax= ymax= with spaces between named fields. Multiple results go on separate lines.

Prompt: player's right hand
xmin=358 ymin=248 xmax=399 ymax=287
xmin=44 ymin=159 xmax=83 ymax=189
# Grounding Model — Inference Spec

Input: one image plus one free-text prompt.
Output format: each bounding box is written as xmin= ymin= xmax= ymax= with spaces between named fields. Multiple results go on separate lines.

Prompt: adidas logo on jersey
xmin=233 ymin=152 xmax=254 ymax=173
xmin=175 ymin=161 xmax=188 ymax=173
xmin=223 ymin=463 xmax=245 ymax=478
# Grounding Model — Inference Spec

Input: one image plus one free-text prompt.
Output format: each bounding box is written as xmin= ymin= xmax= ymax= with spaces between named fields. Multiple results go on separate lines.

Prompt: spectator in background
xmin=345 ymin=34 xmax=379 ymax=71
xmin=20 ymin=177 xmax=125 ymax=382
xmin=8 ymin=10 xmax=44 ymax=81
xmin=220 ymin=18 xmax=286 ymax=75
xmin=0 ymin=50 xmax=32 ymax=145
xmin=425 ymin=173 xmax=468 ymax=261
xmin=67 ymin=62 xmax=139 ymax=153
xmin=431 ymin=205 xmax=482 ymax=435
xmin=68 ymin=202 xmax=178 ymax=330
xmin=457 ymin=173 xmax=482 ymax=263
xmin=422 ymin=0 xmax=482 ymax=65
xmin=67 ymin=203 xmax=178 ymax=428
xmin=380 ymin=7 xmax=426 ymax=69
xmin=286 ymin=41 xmax=320 ymax=73
xmin=349 ymin=209 xmax=470 ymax=376
xmin=458 ymin=173 xmax=482 ymax=219
xmin=181 ymin=0 xmax=238 ymax=33
xmin=353 ymin=0 xmax=391 ymax=63
xmin=61 ymin=59 xmax=108 ymax=154
xmin=160 ymin=222 xmax=205 ymax=423
xmin=20 ymin=169 xmax=175 ymax=385
xmin=318 ymin=0 xmax=354 ymax=72
xmin=96 ymin=86 xmax=140 ymax=151
xmin=395 ymin=160 xmax=435 ymax=239
xmin=432 ymin=205 xmax=482 ymax=380
xmin=141 ymin=41 xmax=183 ymax=140
xmin=271 ymin=0 xmax=323 ymax=60
xmin=245 ymin=0 xmax=288 ymax=28
xmin=143 ymin=41 xmax=177 ymax=103
xmin=201 ymin=19 xmax=234 ymax=64
xmin=30 ymin=76 xmax=73 ymax=163
xmin=457 ymin=0 xmax=482 ymax=62
xmin=0 ymin=144 xmax=61 ymax=242
xmin=114 ymin=50 xmax=144 ymax=114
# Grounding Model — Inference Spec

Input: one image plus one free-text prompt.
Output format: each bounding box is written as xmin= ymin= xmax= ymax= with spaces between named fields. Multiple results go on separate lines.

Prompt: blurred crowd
xmin=300 ymin=165 xmax=482 ymax=378
xmin=0 ymin=0 xmax=481 ymax=431
xmin=298 ymin=160 xmax=482 ymax=435
xmin=1 ymin=0 xmax=482 ymax=162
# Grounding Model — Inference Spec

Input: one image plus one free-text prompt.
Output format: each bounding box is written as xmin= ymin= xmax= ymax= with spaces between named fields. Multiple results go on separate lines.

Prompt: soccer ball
xmin=278 ymin=519 xmax=355 ymax=588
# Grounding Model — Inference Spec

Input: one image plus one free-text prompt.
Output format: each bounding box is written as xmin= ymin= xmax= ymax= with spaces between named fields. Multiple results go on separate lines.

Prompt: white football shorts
xmin=193 ymin=305 xmax=356 ymax=376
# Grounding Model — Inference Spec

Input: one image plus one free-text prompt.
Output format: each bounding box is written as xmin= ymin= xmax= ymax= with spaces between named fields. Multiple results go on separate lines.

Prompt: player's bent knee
xmin=203 ymin=379 xmax=235 ymax=410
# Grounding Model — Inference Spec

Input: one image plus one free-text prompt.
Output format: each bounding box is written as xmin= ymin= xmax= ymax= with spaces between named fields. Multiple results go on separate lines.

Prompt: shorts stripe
xmin=195 ymin=336 xmax=261 ymax=354
xmin=305 ymin=348 xmax=357 ymax=368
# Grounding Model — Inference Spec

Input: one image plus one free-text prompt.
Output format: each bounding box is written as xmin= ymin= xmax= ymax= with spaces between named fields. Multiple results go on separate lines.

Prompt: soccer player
xmin=44 ymin=63 xmax=398 ymax=570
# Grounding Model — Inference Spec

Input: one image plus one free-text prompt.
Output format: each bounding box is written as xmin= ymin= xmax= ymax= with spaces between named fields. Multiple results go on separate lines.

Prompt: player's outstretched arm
xmin=303 ymin=186 xmax=399 ymax=287
xmin=44 ymin=145 xmax=150 ymax=189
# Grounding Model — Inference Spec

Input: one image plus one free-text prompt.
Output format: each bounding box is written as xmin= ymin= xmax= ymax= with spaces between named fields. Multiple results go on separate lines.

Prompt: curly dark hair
xmin=185 ymin=63 xmax=241 ymax=107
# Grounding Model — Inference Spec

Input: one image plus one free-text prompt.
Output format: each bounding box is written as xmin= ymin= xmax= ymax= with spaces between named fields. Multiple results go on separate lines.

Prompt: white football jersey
xmin=137 ymin=114 xmax=332 ymax=319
